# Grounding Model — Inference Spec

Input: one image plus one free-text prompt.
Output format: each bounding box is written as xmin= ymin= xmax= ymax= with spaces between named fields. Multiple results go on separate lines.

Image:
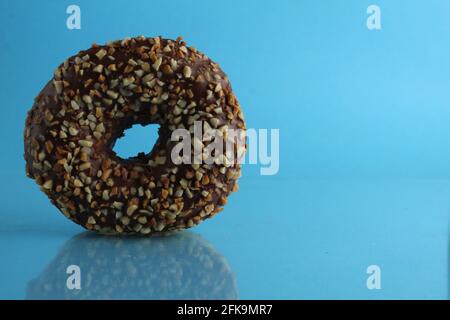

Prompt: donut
xmin=24 ymin=36 xmax=246 ymax=234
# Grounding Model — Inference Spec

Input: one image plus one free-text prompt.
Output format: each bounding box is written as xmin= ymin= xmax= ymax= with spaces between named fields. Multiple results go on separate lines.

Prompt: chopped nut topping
xmin=183 ymin=66 xmax=192 ymax=78
xmin=152 ymin=57 xmax=162 ymax=71
xmin=93 ymin=64 xmax=104 ymax=73
xmin=24 ymin=36 xmax=245 ymax=235
xmin=78 ymin=140 xmax=93 ymax=148
xmin=95 ymin=49 xmax=107 ymax=60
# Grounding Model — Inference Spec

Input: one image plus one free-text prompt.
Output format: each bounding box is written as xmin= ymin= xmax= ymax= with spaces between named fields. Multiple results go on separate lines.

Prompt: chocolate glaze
xmin=24 ymin=36 xmax=246 ymax=234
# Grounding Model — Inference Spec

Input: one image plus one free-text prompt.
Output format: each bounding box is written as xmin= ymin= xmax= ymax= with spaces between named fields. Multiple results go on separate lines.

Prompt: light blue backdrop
xmin=0 ymin=0 xmax=449 ymax=299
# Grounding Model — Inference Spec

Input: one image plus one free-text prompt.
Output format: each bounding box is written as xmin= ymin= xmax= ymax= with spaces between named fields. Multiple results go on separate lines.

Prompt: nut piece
xmin=95 ymin=49 xmax=107 ymax=60
xmin=161 ymin=64 xmax=173 ymax=74
xmin=78 ymin=140 xmax=93 ymax=148
xmin=93 ymin=64 xmax=104 ymax=73
xmin=127 ymin=205 xmax=138 ymax=216
xmin=42 ymin=180 xmax=53 ymax=190
xmin=152 ymin=57 xmax=162 ymax=71
xmin=210 ymin=118 xmax=219 ymax=128
xmin=183 ymin=66 xmax=192 ymax=78
xmin=69 ymin=127 xmax=79 ymax=136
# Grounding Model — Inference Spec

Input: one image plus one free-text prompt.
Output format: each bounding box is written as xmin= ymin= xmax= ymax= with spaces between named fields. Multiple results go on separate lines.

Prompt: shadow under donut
xmin=26 ymin=231 xmax=238 ymax=300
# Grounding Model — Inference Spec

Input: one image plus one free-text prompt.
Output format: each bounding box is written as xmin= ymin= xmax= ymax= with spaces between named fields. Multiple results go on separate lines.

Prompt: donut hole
xmin=113 ymin=123 xmax=160 ymax=161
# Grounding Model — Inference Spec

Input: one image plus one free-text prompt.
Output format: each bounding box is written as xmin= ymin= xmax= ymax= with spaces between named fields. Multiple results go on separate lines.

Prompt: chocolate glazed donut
xmin=24 ymin=36 xmax=246 ymax=234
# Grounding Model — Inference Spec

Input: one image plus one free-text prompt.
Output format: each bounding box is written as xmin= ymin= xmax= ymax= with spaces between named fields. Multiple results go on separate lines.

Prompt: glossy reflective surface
xmin=26 ymin=232 xmax=237 ymax=300
xmin=1 ymin=179 xmax=449 ymax=299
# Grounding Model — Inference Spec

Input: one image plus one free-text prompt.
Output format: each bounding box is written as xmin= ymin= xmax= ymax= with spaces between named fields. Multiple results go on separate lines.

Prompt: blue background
xmin=0 ymin=0 xmax=449 ymax=299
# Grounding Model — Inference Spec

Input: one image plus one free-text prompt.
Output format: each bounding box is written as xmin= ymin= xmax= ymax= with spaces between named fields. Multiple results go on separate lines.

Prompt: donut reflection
xmin=26 ymin=232 xmax=238 ymax=300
